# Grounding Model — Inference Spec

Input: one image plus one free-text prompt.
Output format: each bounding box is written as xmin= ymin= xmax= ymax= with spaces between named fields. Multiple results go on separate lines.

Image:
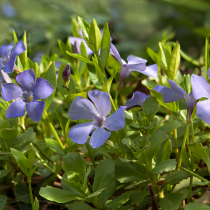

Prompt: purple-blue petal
xmin=88 ymin=90 xmax=111 ymax=118
xmin=0 ymin=43 xmax=14 ymax=57
xmin=1 ymin=70 xmax=12 ymax=83
xmin=196 ymin=100 xmax=210 ymax=125
xmin=10 ymin=41 xmax=26 ymax=58
xmin=160 ymin=87 xmax=184 ymax=103
xmin=185 ymin=92 xmax=196 ymax=117
xmin=103 ymin=108 xmax=125 ymax=131
xmin=16 ymin=69 xmax=36 ymax=91
xmin=124 ymin=91 xmax=149 ymax=109
xmin=110 ymin=43 xmax=123 ymax=65
xmin=140 ymin=64 xmax=158 ymax=78
xmin=2 ymin=83 xmax=22 ymax=101
xmin=89 ymin=127 xmax=111 ymax=148
xmin=208 ymin=68 xmax=210 ymax=80
xmin=26 ymin=101 xmax=45 ymax=122
xmin=69 ymin=37 xmax=93 ymax=55
xmin=127 ymin=55 xmax=147 ymax=64
xmin=6 ymin=99 xmax=25 ymax=118
xmin=69 ymin=96 xmax=99 ymax=121
xmin=191 ymin=74 xmax=210 ymax=100
xmin=33 ymin=77 xmax=54 ymax=100
xmin=68 ymin=122 xmax=95 ymax=144
xmin=3 ymin=55 xmax=16 ymax=73
xmin=153 ymin=85 xmax=165 ymax=92
xmin=120 ymin=65 xmax=131 ymax=82
xmin=167 ymin=79 xmax=187 ymax=96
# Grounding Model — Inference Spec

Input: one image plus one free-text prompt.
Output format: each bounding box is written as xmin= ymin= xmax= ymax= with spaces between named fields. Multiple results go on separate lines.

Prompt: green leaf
xmin=41 ymin=62 xmax=56 ymax=111
xmin=159 ymin=193 xmax=183 ymax=210
xmin=26 ymin=58 xmax=34 ymax=70
xmin=184 ymin=203 xmax=210 ymax=210
xmin=29 ymin=161 xmax=47 ymax=177
xmin=165 ymin=170 xmax=190 ymax=185
xmin=87 ymin=64 xmax=102 ymax=89
xmin=152 ymin=159 xmax=176 ymax=174
xmin=14 ymin=182 xmax=31 ymax=204
xmin=34 ymin=62 xmax=40 ymax=78
xmin=0 ymin=169 xmax=12 ymax=179
xmin=11 ymin=148 xmax=29 ymax=176
xmin=66 ymin=51 xmax=94 ymax=65
xmin=92 ymin=55 xmax=106 ymax=84
xmin=129 ymin=191 xmax=150 ymax=205
xmin=40 ymin=186 xmax=82 ymax=203
xmin=205 ymin=38 xmax=209 ymax=79
xmin=63 ymin=153 xmax=86 ymax=177
xmin=159 ymin=42 xmax=171 ymax=75
xmin=148 ymin=87 xmax=176 ymax=112
xmin=102 ymin=71 xmax=116 ymax=93
xmin=78 ymin=17 xmax=90 ymax=48
xmin=71 ymin=18 xmax=81 ymax=37
xmin=45 ymin=138 xmax=65 ymax=155
xmin=84 ymin=188 xmax=107 ymax=200
xmin=14 ymin=128 xmax=33 ymax=147
xmin=68 ymin=202 xmax=96 ymax=210
xmin=58 ymin=39 xmax=72 ymax=62
xmin=34 ymin=197 xmax=39 ymax=210
xmin=89 ymin=19 xmax=101 ymax=53
xmin=100 ymin=22 xmax=111 ymax=70
xmin=13 ymin=30 xmax=18 ymax=44
xmin=105 ymin=192 xmax=129 ymax=209
xmin=156 ymin=139 xmax=172 ymax=163
xmin=159 ymin=120 xmax=181 ymax=132
xmin=146 ymin=47 xmax=160 ymax=65
xmin=168 ymin=41 xmax=180 ymax=80
xmin=19 ymin=31 xmax=27 ymax=69
xmin=188 ymin=143 xmax=210 ymax=171
xmin=93 ymin=159 xmax=115 ymax=192
xmin=0 ymin=195 xmax=7 ymax=210
xmin=27 ymin=147 xmax=35 ymax=170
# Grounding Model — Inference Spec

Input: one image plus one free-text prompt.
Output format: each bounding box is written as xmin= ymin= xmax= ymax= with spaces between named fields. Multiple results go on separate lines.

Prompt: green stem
xmin=174 ymin=129 xmax=179 ymax=171
xmin=86 ymin=142 xmax=96 ymax=168
xmin=177 ymin=124 xmax=189 ymax=170
xmin=110 ymin=94 xmax=117 ymax=112
xmin=115 ymin=90 xmax=119 ymax=107
xmin=28 ymin=177 xmax=34 ymax=210
xmin=47 ymin=122 xmax=65 ymax=150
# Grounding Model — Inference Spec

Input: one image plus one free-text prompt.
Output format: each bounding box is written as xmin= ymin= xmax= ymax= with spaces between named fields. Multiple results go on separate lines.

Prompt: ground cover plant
xmin=1 ymin=16 xmax=210 ymax=210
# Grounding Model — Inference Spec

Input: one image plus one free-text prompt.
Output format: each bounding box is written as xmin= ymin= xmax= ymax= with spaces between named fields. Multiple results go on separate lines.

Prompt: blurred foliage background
xmin=1 ymin=0 xmax=210 ymax=62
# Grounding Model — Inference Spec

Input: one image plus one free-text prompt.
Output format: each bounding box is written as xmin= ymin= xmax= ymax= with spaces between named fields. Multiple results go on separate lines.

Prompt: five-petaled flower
xmin=0 ymin=41 xmax=26 ymax=73
xmin=160 ymin=79 xmax=196 ymax=124
xmin=191 ymin=70 xmax=210 ymax=125
xmin=2 ymin=69 xmax=54 ymax=122
xmin=68 ymin=90 xmax=125 ymax=148
xmin=110 ymin=43 xmax=158 ymax=90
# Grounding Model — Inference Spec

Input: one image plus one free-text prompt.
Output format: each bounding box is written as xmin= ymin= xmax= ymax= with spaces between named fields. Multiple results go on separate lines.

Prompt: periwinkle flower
xmin=2 ymin=69 xmax=54 ymax=122
xmin=110 ymin=43 xmax=158 ymax=90
xmin=0 ymin=41 xmax=26 ymax=73
xmin=122 ymin=86 xmax=164 ymax=109
xmin=191 ymin=71 xmax=210 ymax=124
xmin=160 ymin=79 xmax=196 ymax=123
xmin=68 ymin=90 xmax=125 ymax=148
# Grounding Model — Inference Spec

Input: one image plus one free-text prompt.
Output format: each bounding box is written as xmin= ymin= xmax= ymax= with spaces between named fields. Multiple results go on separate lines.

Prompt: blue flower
xmin=68 ymin=90 xmax=125 ymax=148
xmin=0 ymin=41 xmax=26 ymax=73
xmin=2 ymin=69 xmax=54 ymax=122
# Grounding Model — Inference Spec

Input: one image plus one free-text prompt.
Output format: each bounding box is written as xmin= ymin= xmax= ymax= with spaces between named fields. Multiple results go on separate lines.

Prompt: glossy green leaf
xmin=45 ymin=138 xmax=65 ymax=155
xmin=152 ymin=159 xmax=176 ymax=174
xmin=19 ymin=31 xmax=27 ymax=69
xmin=87 ymin=64 xmax=102 ymax=89
xmin=14 ymin=182 xmax=31 ymax=204
xmin=92 ymin=56 xmax=105 ymax=84
xmin=27 ymin=147 xmax=35 ymax=170
xmin=159 ymin=193 xmax=183 ymax=210
xmin=0 ymin=195 xmax=7 ymax=210
xmin=156 ymin=139 xmax=172 ymax=163
xmin=71 ymin=18 xmax=81 ymax=37
xmin=34 ymin=197 xmax=39 ymax=210
xmin=159 ymin=120 xmax=181 ymax=132
xmin=165 ymin=170 xmax=190 ymax=185
xmin=14 ymin=128 xmax=33 ymax=147
xmin=40 ymin=186 xmax=82 ymax=203
xmin=66 ymin=51 xmax=94 ymax=65
xmin=89 ymin=18 xmax=101 ymax=53
xmin=93 ymin=159 xmax=115 ymax=192
xmin=13 ymin=30 xmax=18 ymax=44
xmin=102 ymin=71 xmax=116 ymax=93
xmin=159 ymin=42 xmax=171 ymax=74
xmin=78 ymin=17 xmax=90 ymax=48
xmin=11 ymin=148 xmax=29 ymax=176
xmin=34 ymin=62 xmax=40 ymax=78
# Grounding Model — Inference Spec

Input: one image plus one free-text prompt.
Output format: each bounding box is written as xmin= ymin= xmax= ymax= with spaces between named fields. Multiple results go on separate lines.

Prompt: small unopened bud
xmin=1 ymin=70 xmax=12 ymax=84
xmin=62 ymin=63 xmax=71 ymax=87
xmin=73 ymin=40 xmax=80 ymax=54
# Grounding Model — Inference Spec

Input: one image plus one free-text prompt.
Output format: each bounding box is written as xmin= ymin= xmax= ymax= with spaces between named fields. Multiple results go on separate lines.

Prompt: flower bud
xmin=73 ymin=40 xmax=80 ymax=54
xmin=1 ymin=70 xmax=12 ymax=84
xmin=62 ymin=63 xmax=71 ymax=86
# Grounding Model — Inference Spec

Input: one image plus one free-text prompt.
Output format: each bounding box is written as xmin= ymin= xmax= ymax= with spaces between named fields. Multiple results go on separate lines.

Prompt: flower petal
xmin=2 ymin=83 xmax=22 ymax=101
xmin=68 ymin=122 xmax=95 ymax=144
xmin=208 ymin=68 xmax=210 ymax=80
xmin=16 ymin=69 xmax=36 ymax=91
xmin=26 ymin=101 xmax=45 ymax=122
xmin=110 ymin=43 xmax=123 ymax=65
xmin=88 ymin=90 xmax=111 ymax=118
xmin=3 ymin=55 xmax=16 ymax=73
xmin=160 ymin=86 xmax=184 ymax=103
xmin=33 ymin=77 xmax=54 ymax=100
xmin=69 ymin=96 xmax=99 ymax=121
xmin=153 ymin=85 xmax=165 ymax=92
xmin=185 ymin=92 xmax=196 ymax=117
xmin=103 ymin=108 xmax=125 ymax=131
xmin=69 ymin=37 xmax=93 ymax=55
xmin=6 ymin=99 xmax=25 ymax=118
xmin=191 ymin=74 xmax=210 ymax=100
xmin=10 ymin=41 xmax=26 ymax=58
xmin=0 ymin=43 xmax=14 ymax=57
xmin=1 ymin=70 xmax=12 ymax=83
xmin=167 ymin=79 xmax=187 ymax=96
xmin=89 ymin=127 xmax=111 ymax=148
xmin=127 ymin=55 xmax=147 ymax=64
xmin=139 ymin=64 xmax=158 ymax=77
xmin=124 ymin=91 xmax=149 ymax=109
xmin=196 ymin=100 xmax=210 ymax=125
